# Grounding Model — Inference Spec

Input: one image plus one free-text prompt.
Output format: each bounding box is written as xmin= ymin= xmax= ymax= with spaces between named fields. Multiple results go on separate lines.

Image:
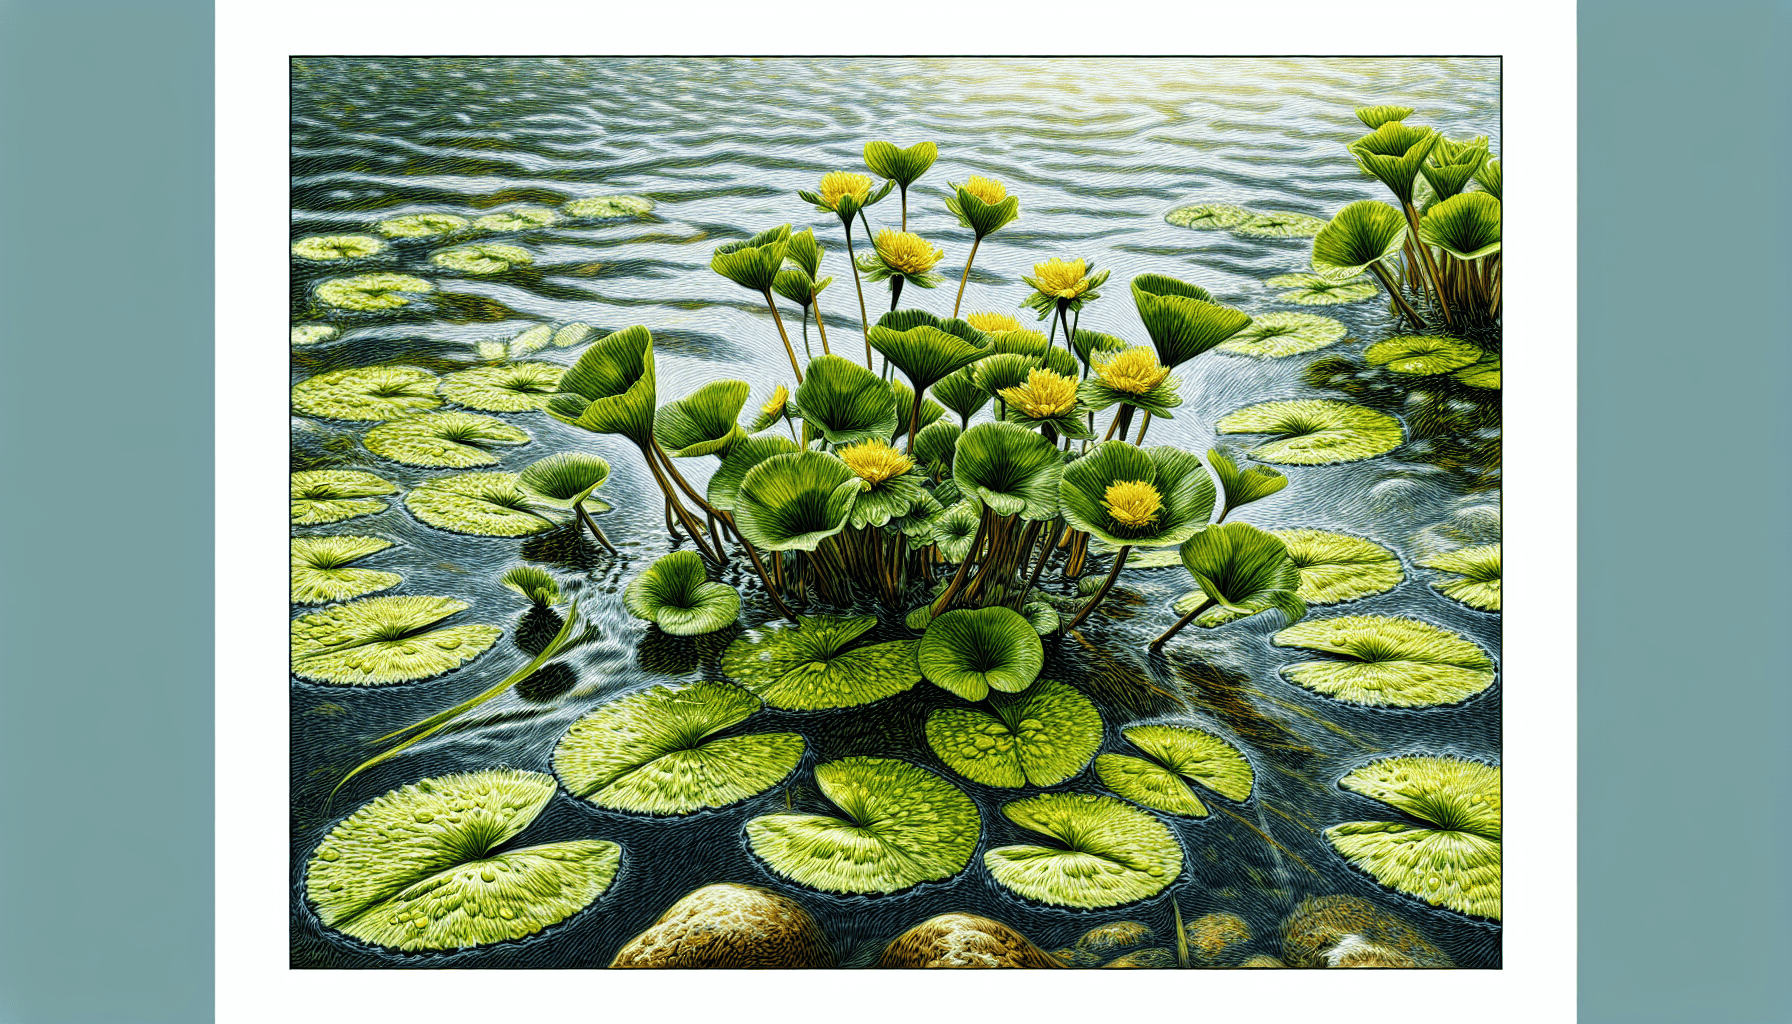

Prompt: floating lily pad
xmin=376 ymin=213 xmax=470 ymax=238
xmin=1273 ymin=615 xmax=1494 ymax=707
xmin=553 ymin=680 xmax=803 ymax=815
xmin=293 ymin=366 xmax=442 ymax=422
xmin=1165 ymin=204 xmax=1252 ymax=230
xmin=1364 ymin=336 xmax=1484 ymax=375
xmin=564 ymin=195 xmax=655 ymax=219
xmin=363 ymin=412 xmax=531 ymax=468
xmin=291 ymin=470 xmax=397 ymax=525
xmin=985 ymin=793 xmax=1182 ymax=909
xmin=315 ymin=273 xmax=435 ymax=311
xmin=1326 ymin=757 xmax=1501 ymax=919
xmin=1266 ymin=273 xmax=1378 ymax=306
xmin=292 ymin=234 xmax=384 ymax=260
xmin=306 ymin=769 xmax=619 ymax=951
xmin=291 ymin=324 xmax=339 ymax=346
xmin=1096 ymin=724 xmax=1254 ymax=817
xmin=1452 ymin=358 xmax=1501 ymax=389
xmin=291 ymin=536 xmax=400 ymax=604
xmin=430 ymin=243 xmax=533 ymax=275
xmin=472 ymin=206 xmax=560 ymax=232
xmin=721 ymin=615 xmax=920 ymax=710
xmin=1216 ymin=400 xmax=1403 ymax=465
xmin=1423 ymin=544 xmax=1501 ymax=612
xmin=747 ymin=757 xmax=979 ymax=894
xmin=405 ymin=472 xmax=557 ymax=536
xmin=437 ymin=362 xmax=565 ymax=412
xmin=624 ymin=551 xmax=740 ymax=636
xmin=1218 ymin=313 xmax=1348 ymax=358
xmin=291 ymin=595 xmax=501 ymax=686
xmin=925 ymin=680 xmax=1102 ymax=788
xmin=1232 ymin=211 xmax=1327 ymax=238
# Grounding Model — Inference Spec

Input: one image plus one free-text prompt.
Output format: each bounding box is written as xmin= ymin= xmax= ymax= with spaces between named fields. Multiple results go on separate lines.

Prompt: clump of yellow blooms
xmin=1094 ymin=346 xmax=1171 ymax=395
xmin=1103 ymin=480 xmax=1164 ymax=528
xmin=817 ymin=171 xmax=873 ymax=211
xmin=872 ymin=230 xmax=944 ymax=274
xmin=999 ymin=368 xmax=1080 ymax=420
xmin=838 ymin=438 xmax=914 ymax=486
xmin=964 ymin=311 xmax=1023 ymax=334
xmin=1031 ymin=257 xmax=1094 ymax=299
xmin=962 ymin=175 xmax=1008 ymax=205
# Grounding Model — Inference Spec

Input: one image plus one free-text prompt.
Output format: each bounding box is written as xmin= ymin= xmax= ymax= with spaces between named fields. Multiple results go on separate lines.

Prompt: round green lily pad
xmin=1422 ymin=544 xmax=1501 ymax=612
xmin=292 ymin=366 xmax=442 ymax=422
xmin=1275 ymin=529 xmax=1405 ymax=604
xmin=1166 ymin=203 xmax=1253 ymax=230
xmin=1218 ymin=313 xmax=1349 ymax=358
xmin=1096 ymin=723 xmax=1254 ymax=817
xmin=430 ymin=243 xmax=533 ymax=275
xmin=564 ymin=195 xmax=654 ymax=219
xmin=925 ymin=680 xmax=1102 ymax=788
xmin=1273 ymin=615 xmax=1495 ymax=707
xmin=472 ymin=206 xmax=560 ymax=232
xmin=290 ymin=595 xmax=501 ymax=686
xmin=1364 ymin=336 xmax=1484 ymax=375
xmin=1216 ymin=399 xmax=1403 ymax=465
xmin=553 ymin=680 xmax=803 ymax=815
xmin=746 ymin=757 xmax=979 ymax=894
xmin=1453 ymin=358 xmax=1500 ymax=389
xmin=306 ymin=769 xmax=619 ymax=952
xmin=721 ymin=615 xmax=921 ymax=710
xmin=292 ymin=234 xmax=384 ymax=260
xmin=291 ymin=535 xmax=400 ymax=604
xmin=985 ymin=793 xmax=1182 ymax=909
xmin=376 ymin=213 xmax=470 ymax=238
xmin=404 ymin=472 xmax=556 ymax=536
xmin=1232 ymin=211 xmax=1327 ymax=238
xmin=291 ymin=470 xmax=397 ymax=526
xmin=291 ymin=324 xmax=339 ymax=346
xmin=363 ymin=411 xmax=531 ymax=468
xmin=1326 ymin=756 xmax=1501 ymax=919
xmin=1266 ymin=273 xmax=1378 ymax=305
xmin=315 ymin=273 xmax=435 ymax=311
xmin=437 ymin=362 xmax=565 ymax=413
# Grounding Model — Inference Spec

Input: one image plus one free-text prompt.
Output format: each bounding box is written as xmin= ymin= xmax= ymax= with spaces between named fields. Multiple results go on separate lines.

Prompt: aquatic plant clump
xmin=430 ymin=243 xmax=533 ymax=275
xmin=1218 ymin=312 xmax=1349 ymax=358
xmin=721 ymin=615 xmax=920 ymax=710
xmin=293 ymin=366 xmax=443 ymax=422
xmin=292 ymin=234 xmax=384 ymax=260
xmin=1273 ymin=615 xmax=1495 ymax=707
xmin=376 ymin=213 xmax=470 ymax=238
xmin=984 ymin=793 xmax=1182 ymax=909
xmin=472 ymin=206 xmax=561 ymax=233
xmin=563 ymin=194 xmax=655 ymax=219
xmin=1326 ymin=756 xmax=1501 ymax=919
xmin=1423 ymin=544 xmax=1501 ymax=611
xmin=290 ymin=595 xmax=501 ymax=686
xmin=1364 ymin=335 xmax=1484 ymax=375
xmin=291 ymin=323 xmax=339 ymax=346
xmin=1165 ymin=203 xmax=1253 ymax=230
xmin=1266 ymin=273 xmax=1378 ymax=305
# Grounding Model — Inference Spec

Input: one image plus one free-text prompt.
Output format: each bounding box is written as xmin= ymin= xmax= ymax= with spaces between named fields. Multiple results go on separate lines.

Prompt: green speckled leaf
xmin=376 ymin=213 xmax=469 ymax=238
xmin=1423 ymin=544 xmax=1501 ymax=612
xmin=564 ymin=195 xmax=654 ymax=219
xmin=1216 ymin=399 xmax=1402 ymax=465
xmin=1109 ymin=723 xmax=1255 ymax=809
xmin=405 ymin=472 xmax=556 ymax=536
xmin=363 ymin=412 xmax=530 ymax=468
xmin=985 ymin=793 xmax=1181 ymax=909
xmin=1452 ymin=358 xmax=1501 ymax=389
xmin=1327 ymin=756 xmax=1501 ymax=918
xmin=293 ymin=235 xmax=383 ymax=260
xmin=1364 ymin=336 xmax=1484 ymax=375
xmin=1266 ymin=273 xmax=1378 ymax=306
xmin=438 ymin=362 xmax=565 ymax=413
xmin=721 ymin=614 xmax=920 ymax=710
xmin=1095 ymin=754 xmax=1210 ymax=816
xmin=1232 ymin=211 xmax=1327 ymax=238
xmin=292 ymin=324 xmax=339 ymax=346
xmin=1274 ymin=615 xmax=1494 ymax=707
xmin=1218 ymin=312 xmax=1348 ymax=358
xmin=925 ymin=680 xmax=1102 ymax=787
xmin=293 ymin=366 xmax=442 ymax=422
xmin=430 ymin=243 xmax=533 ymax=275
xmin=291 ymin=536 xmax=399 ymax=604
xmin=553 ymin=680 xmax=802 ymax=814
xmin=291 ymin=595 xmax=500 ymax=686
xmin=315 ymin=273 xmax=435 ymax=311
xmin=472 ymin=206 xmax=560 ymax=232
xmin=291 ymin=470 xmax=396 ymax=525
xmin=747 ymin=756 xmax=979 ymax=894
xmin=1165 ymin=203 xmax=1252 ymax=230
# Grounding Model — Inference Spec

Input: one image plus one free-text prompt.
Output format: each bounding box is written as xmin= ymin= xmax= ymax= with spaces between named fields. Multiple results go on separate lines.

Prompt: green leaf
xmin=1071 ymin=328 xmax=1131 ymax=368
xmin=292 ymin=324 xmax=340 ymax=346
xmin=918 ymin=606 xmax=1045 ymax=701
xmin=375 ymin=213 xmax=468 ymax=238
xmin=1094 ymin=755 xmax=1210 ymax=816
xmin=732 ymin=451 xmax=860 ymax=552
xmin=1275 ymin=528 xmax=1404 ymax=604
xmin=438 ymin=362 xmax=565 ymax=412
xmin=953 ymin=421 xmax=1063 ymax=520
xmin=1266 ymin=272 xmax=1379 ymax=306
xmin=1355 ymin=105 xmax=1414 ymax=129
xmin=985 ymin=793 xmax=1181 ymax=909
xmin=791 ymin=354 xmax=897 ymax=447
xmin=847 ymin=471 xmax=930 ymax=530
xmin=553 ymin=680 xmax=801 ymax=814
xmin=945 ymin=180 xmax=1020 ymax=238
xmin=721 ymin=614 xmax=921 ymax=710
xmin=1364 ymin=335 xmax=1484 ymax=375
xmin=1419 ymin=192 xmax=1501 ymax=261
xmin=1218 ymin=312 xmax=1349 ymax=358
xmin=912 ymin=420 xmax=961 ymax=477
xmin=654 ymin=379 xmax=749 ymax=458
xmin=1452 ymin=358 xmax=1501 ymax=389
xmin=293 ymin=234 xmax=384 ymax=260
xmin=429 ymin=243 xmax=532 ymax=275
xmin=1311 ymin=200 xmax=1408 ymax=283
xmin=471 ymin=206 xmax=561 ymax=232
xmin=1130 ymin=273 xmax=1251 ymax=369
xmin=973 ymin=352 xmax=1039 ymax=399
xmin=623 ymin=551 xmax=740 ymax=635
xmin=291 ymin=536 xmax=400 ymax=604
xmin=305 ymin=769 xmax=618 ymax=951
xmin=293 ymin=366 xmax=442 ymax=422
xmin=1422 ymin=544 xmax=1501 ymax=612
xmin=1347 ymin=122 xmax=1440 ymax=205
xmin=1177 ymin=522 xmax=1306 ymax=626
xmin=1059 ymin=441 xmax=1214 ymax=548
xmin=924 ymin=500 xmax=982 ymax=562
xmin=862 ymin=140 xmax=938 ymax=186
xmin=291 ymin=470 xmax=396 ymax=526
xmin=363 ymin=412 xmax=530 ymax=469
xmin=404 ymin=472 xmax=557 ymax=536
xmin=315 ymin=273 xmax=434 ymax=311
xmin=1233 ymin=211 xmax=1327 ymax=238
xmin=563 ymin=194 xmax=654 ymax=219
xmin=1216 ymin=399 xmax=1403 ymax=465
xmin=984 ymin=329 xmax=1078 ymax=377
xmin=517 ymin=452 xmax=611 ymax=508
xmin=710 ymin=224 xmax=792 ymax=292
xmin=1096 ymin=722 xmax=1256 ymax=816
xmin=747 ymin=756 xmax=978 ymax=894
xmin=925 ymin=680 xmax=1102 ymax=788
xmin=500 ymin=565 xmax=560 ymax=607
xmin=1474 ymin=158 xmax=1501 ymax=200
xmin=1326 ymin=757 xmax=1501 ymax=919
xmin=1273 ymin=615 xmax=1494 ymax=707
xmin=871 ymin=322 xmax=991 ymax=392
xmin=548 ymin=324 xmax=658 ymax=446
xmin=705 ymin=433 xmax=800 ymax=512
xmin=1205 ymin=446 xmax=1288 ymax=518
xmin=1165 ymin=203 xmax=1252 ymax=230
xmin=929 ymin=365 xmax=989 ymax=422
xmin=291 ymin=595 xmax=501 ymax=686
xmin=1419 ymin=134 xmax=1490 ymax=202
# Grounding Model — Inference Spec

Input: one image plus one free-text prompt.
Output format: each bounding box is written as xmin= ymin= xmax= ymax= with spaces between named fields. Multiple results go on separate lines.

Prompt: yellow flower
xmin=1103 ymin=480 xmax=1163 ymax=528
xmin=964 ymin=311 xmax=1023 ymax=334
xmin=761 ymin=384 xmax=789 ymax=418
xmin=999 ymin=368 xmax=1080 ymax=419
xmin=838 ymin=438 xmax=914 ymax=486
xmin=962 ymin=175 xmax=1007 ymax=205
xmin=1032 ymin=257 xmax=1093 ymax=299
xmin=817 ymin=171 xmax=873 ymax=211
xmin=873 ymin=230 xmax=944 ymax=275
xmin=1095 ymin=346 xmax=1171 ymax=395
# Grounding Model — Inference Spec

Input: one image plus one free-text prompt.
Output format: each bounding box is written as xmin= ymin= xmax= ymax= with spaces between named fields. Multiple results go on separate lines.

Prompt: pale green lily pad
xmin=747 ymin=756 xmax=979 ymax=894
xmin=1232 ymin=211 xmax=1327 ymax=238
xmin=404 ymin=472 xmax=557 ymax=537
xmin=1423 ymin=544 xmax=1501 ymax=612
xmin=430 ymin=243 xmax=533 ymax=275
xmin=1096 ymin=724 xmax=1254 ymax=817
xmin=553 ymin=680 xmax=803 ymax=815
xmin=292 ymin=234 xmax=384 ymax=260
xmin=1364 ymin=336 xmax=1484 ymax=375
xmin=553 ymin=322 xmax=598 ymax=348
xmin=720 ymin=615 xmax=920 ymax=710
xmin=925 ymin=680 xmax=1102 ymax=788
xmin=376 ymin=213 xmax=470 ymax=238
xmin=1453 ymin=358 xmax=1501 ymax=389
xmin=1218 ymin=313 xmax=1348 ymax=358
xmin=472 ymin=206 xmax=560 ymax=232
xmin=1273 ymin=615 xmax=1494 ymax=707
xmin=291 ymin=536 xmax=400 ymax=604
xmin=291 ymin=595 xmax=501 ymax=685
xmin=985 ymin=793 xmax=1182 ymax=909
xmin=292 ymin=324 xmax=339 ymax=346
xmin=315 ymin=273 xmax=435 ymax=311
xmin=1166 ymin=203 xmax=1252 ymax=230
xmin=623 ymin=551 xmax=740 ymax=636
xmin=564 ymin=195 xmax=654 ymax=219
xmin=437 ymin=362 xmax=565 ymax=412
xmin=306 ymin=769 xmax=619 ymax=951
xmin=293 ymin=366 xmax=442 ymax=422
xmin=1216 ymin=400 xmax=1403 ymax=465
xmin=291 ymin=470 xmax=397 ymax=526
xmin=363 ymin=412 xmax=531 ymax=468
xmin=1327 ymin=757 xmax=1501 ymax=919
xmin=508 ymin=324 xmax=556 ymax=356
xmin=1266 ymin=273 xmax=1378 ymax=306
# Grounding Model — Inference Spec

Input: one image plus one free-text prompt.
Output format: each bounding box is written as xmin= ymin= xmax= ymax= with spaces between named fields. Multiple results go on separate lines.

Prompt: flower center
xmin=818 ymin=171 xmax=873 ymax=210
xmin=874 ymin=230 xmax=943 ymax=274
xmin=1033 ymin=258 xmax=1090 ymax=298
xmin=963 ymin=175 xmax=1007 ymax=204
xmin=1094 ymin=347 xmax=1171 ymax=395
xmin=964 ymin=311 xmax=1023 ymax=334
xmin=838 ymin=438 xmax=913 ymax=486
xmin=999 ymin=368 xmax=1079 ymax=419
xmin=1103 ymin=480 xmax=1163 ymax=529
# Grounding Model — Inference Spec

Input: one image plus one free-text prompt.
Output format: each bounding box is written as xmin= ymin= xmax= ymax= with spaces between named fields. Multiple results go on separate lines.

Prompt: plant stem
xmin=812 ymin=296 xmax=832 ymax=355
xmin=1150 ymin=596 xmax=1215 ymax=651
xmin=844 ymin=221 xmax=872 ymax=363
xmin=574 ymin=501 xmax=618 ymax=555
xmin=760 ymin=289 xmax=805 ymax=384
xmin=740 ymin=535 xmax=798 ymax=623
xmin=1021 ymin=519 xmax=1066 ymax=600
xmin=890 ymin=274 xmax=904 ymax=313
xmin=931 ymin=514 xmax=989 ymax=617
xmin=1064 ymin=545 xmax=1130 ymax=631
xmin=1133 ymin=411 xmax=1153 ymax=445
xmin=952 ymin=236 xmax=981 ymax=319
xmin=904 ymin=386 xmax=925 ymax=455
xmin=641 ymin=442 xmax=723 ymax=565
xmin=1401 ymin=202 xmax=1455 ymax=329
xmin=899 ymin=185 xmax=908 ymax=232
xmin=799 ymin=305 xmax=814 ymax=361
xmin=1368 ymin=261 xmax=1425 ymax=326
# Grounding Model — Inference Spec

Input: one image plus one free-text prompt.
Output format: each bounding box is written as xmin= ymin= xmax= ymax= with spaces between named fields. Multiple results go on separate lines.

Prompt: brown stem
xmin=641 ymin=442 xmax=723 ymax=565
xmin=931 ymin=513 xmax=989 ymax=617
xmin=1132 ymin=410 xmax=1153 ymax=445
xmin=1368 ymin=262 xmax=1424 ymax=327
xmin=1064 ymin=545 xmax=1130 ymax=631
xmin=575 ymin=501 xmax=618 ymax=555
xmin=1149 ymin=596 xmax=1215 ymax=651
xmin=1402 ymin=202 xmax=1454 ymax=329
xmin=740 ymin=535 xmax=798 ymax=623
xmin=952 ymin=236 xmax=981 ymax=319
xmin=761 ymin=289 xmax=805 ymax=384
xmin=1022 ymin=519 xmax=1067 ymax=600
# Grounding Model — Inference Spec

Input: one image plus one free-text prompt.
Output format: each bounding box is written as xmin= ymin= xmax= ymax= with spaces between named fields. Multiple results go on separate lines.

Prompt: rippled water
xmin=290 ymin=56 xmax=1501 ymax=969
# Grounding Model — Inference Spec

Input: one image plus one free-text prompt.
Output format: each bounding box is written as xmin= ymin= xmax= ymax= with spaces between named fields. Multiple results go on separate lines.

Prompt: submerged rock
xmin=878 ymin=913 xmax=1064 ymax=968
xmin=1073 ymin=920 xmax=1155 ymax=965
xmin=1189 ymin=912 xmax=1253 ymax=964
xmin=609 ymin=883 xmax=833 ymax=968
xmin=1104 ymin=947 xmax=1178 ymax=969
xmin=1280 ymin=895 xmax=1453 ymax=968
